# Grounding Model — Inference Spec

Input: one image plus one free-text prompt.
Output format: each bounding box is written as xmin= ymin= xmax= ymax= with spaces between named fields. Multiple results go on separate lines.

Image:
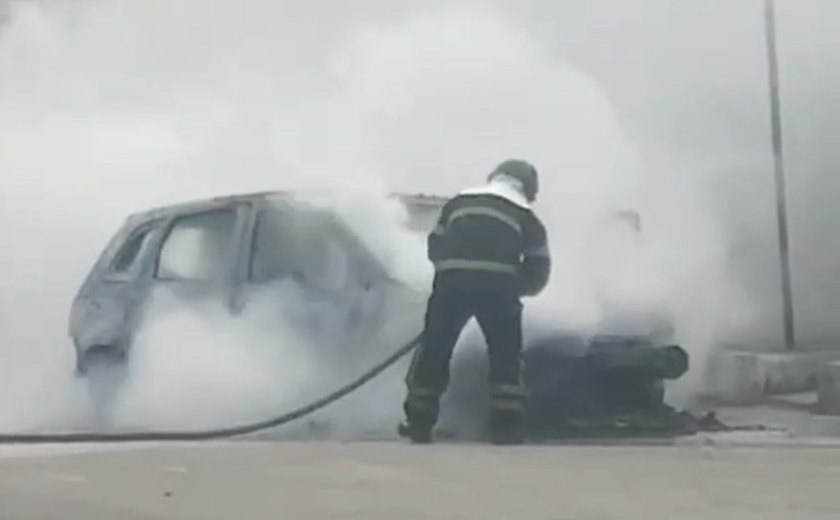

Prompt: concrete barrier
xmin=704 ymin=351 xmax=840 ymax=404
xmin=816 ymin=361 xmax=840 ymax=415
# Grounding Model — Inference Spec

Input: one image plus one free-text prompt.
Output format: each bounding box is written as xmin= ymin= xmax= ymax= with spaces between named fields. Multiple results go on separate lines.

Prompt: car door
xmin=71 ymin=218 xmax=167 ymax=358
xmin=237 ymin=200 xmax=378 ymax=363
xmin=147 ymin=203 xmax=249 ymax=319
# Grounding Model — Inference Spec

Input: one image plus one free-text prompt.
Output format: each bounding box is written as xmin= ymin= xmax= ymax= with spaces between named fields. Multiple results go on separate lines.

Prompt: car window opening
xmin=249 ymin=208 xmax=351 ymax=292
xmin=155 ymin=209 xmax=237 ymax=282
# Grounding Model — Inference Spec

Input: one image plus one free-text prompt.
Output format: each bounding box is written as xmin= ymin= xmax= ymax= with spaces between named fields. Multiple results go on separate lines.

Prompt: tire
xmin=80 ymin=346 xmax=128 ymax=428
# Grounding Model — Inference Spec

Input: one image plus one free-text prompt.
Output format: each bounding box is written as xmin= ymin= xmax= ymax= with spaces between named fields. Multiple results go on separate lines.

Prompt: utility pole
xmin=764 ymin=0 xmax=796 ymax=350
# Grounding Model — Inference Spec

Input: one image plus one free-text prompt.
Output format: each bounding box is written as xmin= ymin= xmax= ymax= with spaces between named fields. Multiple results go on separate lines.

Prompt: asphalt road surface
xmin=2 ymin=440 xmax=840 ymax=519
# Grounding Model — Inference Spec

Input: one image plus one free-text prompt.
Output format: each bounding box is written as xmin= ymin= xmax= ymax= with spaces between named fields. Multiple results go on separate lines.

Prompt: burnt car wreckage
xmin=70 ymin=190 xmax=727 ymax=440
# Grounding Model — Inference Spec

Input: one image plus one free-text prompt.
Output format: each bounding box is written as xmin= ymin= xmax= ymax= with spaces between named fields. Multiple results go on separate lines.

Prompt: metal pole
xmin=764 ymin=0 xmax=796 ymax=350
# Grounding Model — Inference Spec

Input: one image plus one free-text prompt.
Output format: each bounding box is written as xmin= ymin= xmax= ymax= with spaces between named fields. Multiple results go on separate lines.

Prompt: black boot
xmin=401 ymin=399 xmax=437 ymax=444
xmin=490 ymin=427 xmax=524 ymax=446
xmin=489 ymin=412 xmax=524 ymax=446
xmin=398 ymin=420 xmax=433 ymax=444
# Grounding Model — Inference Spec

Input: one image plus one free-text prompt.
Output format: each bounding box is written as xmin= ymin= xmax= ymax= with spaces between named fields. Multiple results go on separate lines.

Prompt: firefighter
xmin=400 ymin=159 xmax=551 ymax=444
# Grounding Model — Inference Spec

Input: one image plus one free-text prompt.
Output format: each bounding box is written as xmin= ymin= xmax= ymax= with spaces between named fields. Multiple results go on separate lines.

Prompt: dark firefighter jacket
xmin=427 ymin=182 xmax=551 ymax=297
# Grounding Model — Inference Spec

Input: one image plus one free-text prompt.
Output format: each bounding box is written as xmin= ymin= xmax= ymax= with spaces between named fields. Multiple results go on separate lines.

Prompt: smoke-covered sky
xmin=534 ymin=0 xmax=840 ymax=345
xmin=0 ymin=0 xmax=838 ymax=430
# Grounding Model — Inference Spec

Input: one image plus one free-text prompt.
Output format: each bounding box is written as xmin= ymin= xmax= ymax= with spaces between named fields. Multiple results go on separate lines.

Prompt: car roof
xmin=125 ymin=191 xmax=279 ymax=226
xmin=124 ymin=190 xmax=448 ymax=227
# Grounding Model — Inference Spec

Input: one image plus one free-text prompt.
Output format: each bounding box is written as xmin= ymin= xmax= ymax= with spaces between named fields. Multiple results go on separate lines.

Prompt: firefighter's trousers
xmin=404 ymin=276 xmax=527 ymax=433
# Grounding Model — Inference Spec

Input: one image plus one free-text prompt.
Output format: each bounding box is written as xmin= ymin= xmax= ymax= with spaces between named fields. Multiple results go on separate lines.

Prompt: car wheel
xmin=80 ymin=345 xmax=128 ymax=428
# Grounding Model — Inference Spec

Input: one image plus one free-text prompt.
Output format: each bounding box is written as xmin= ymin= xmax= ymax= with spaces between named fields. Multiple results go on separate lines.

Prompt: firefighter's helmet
xmin=489 ymin=159 xmax=539 ymax=202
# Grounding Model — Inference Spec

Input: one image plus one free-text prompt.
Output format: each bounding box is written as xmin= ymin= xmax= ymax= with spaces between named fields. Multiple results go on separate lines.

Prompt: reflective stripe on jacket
xmin=428 ymin=188 xmax=550 ymax=297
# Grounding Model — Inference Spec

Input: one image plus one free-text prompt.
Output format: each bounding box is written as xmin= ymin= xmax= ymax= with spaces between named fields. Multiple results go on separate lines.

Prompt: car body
xmin=69 ymin=191 xmax=434 ymax=376
xmin=70 ymin=189 xmax=693 ymax=437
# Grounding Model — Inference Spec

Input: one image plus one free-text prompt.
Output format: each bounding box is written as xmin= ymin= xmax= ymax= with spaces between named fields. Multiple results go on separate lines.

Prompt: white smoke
xmin=0 ymin=0 xmax=8 ymax=29
xmin=3 ymin=0 xmax=817 ymax=434
xmin=111 ymin=283 xmax=323 ymax=431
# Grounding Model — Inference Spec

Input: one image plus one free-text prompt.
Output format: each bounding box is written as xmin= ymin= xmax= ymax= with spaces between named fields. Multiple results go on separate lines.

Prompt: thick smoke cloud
xmin=0 ymin=0 xmax=836 ymax=433
xmin=522 ymin=0 xmax=840 ymax=347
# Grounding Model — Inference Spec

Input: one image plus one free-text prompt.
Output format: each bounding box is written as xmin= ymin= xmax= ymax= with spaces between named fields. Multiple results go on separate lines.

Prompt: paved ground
xmin=1 ymin=439 xmax=840 ymax=519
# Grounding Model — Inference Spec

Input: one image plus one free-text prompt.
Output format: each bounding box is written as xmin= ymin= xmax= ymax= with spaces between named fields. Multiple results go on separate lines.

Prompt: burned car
xmin=69 ymin=191 xmax=430 ymax=409
xmin=70 ymin=190 xmax=695 ymax=438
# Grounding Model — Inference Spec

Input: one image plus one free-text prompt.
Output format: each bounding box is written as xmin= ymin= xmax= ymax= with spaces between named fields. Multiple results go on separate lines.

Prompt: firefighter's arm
xmin=427 ymin=201 xmax=451 ymax=262
xmin=520 ymin=217 xmax=551 ymax=297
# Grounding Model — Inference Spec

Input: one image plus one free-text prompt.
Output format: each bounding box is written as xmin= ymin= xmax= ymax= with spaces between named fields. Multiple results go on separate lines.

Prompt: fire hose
xmin=0 ymin=333 xmax=423 ymax=444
